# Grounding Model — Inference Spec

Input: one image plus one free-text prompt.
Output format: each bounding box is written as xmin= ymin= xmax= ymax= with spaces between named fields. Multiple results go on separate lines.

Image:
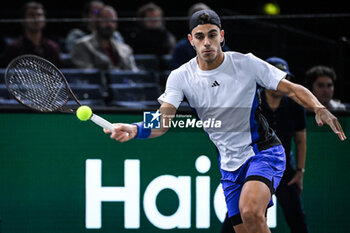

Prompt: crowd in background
xmin=0 ymin=0 xmax=349 ymax=111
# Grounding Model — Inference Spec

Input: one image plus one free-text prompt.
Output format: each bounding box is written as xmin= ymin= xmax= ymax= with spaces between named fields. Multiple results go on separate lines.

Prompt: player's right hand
xmin=103 ymin=123 xmax=137 ymax=142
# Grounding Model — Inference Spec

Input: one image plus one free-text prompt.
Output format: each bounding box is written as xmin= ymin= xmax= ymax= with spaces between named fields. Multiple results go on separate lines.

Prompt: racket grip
xmin=90 ymin=114 xmax=115 ymax=132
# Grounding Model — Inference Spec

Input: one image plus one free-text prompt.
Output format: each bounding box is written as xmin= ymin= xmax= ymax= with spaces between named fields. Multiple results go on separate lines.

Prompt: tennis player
xmin=105 ymin=10 xmax=346 ymax=233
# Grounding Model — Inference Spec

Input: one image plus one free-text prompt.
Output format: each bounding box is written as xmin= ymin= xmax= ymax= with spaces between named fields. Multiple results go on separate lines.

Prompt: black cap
xmin=189 ymin=9 xmax=221 ymax=32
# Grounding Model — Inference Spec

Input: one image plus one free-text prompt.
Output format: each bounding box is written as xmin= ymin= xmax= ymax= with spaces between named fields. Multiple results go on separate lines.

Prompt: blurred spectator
xmin=128 ymin=2 xmax=176 ymax=55
xmin=70 ymin=5 xmax=137 ymax=70
xmin=262 ymin=57 xmax=309 ymax=233
xmin=1 ymin=1 xmax=61 ymax=67
xmin=65 ymin=0 xmax=124 ymax=53
xmin=305 ymin=65 xmax=348 ymax=111
xmin=170 ymin=2 xmax=230 ymax=69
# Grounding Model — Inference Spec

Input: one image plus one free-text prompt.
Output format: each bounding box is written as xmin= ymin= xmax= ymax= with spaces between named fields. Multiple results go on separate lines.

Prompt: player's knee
xmin=240 ymin=206 xmax=265 ymax=225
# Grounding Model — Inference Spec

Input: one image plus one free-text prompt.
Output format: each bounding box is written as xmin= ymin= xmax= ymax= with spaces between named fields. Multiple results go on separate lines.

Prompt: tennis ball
xmin=76 ymin=105 xmax=92 ymax=121
xmin=263 ymin=3 xmax=280 ymax=15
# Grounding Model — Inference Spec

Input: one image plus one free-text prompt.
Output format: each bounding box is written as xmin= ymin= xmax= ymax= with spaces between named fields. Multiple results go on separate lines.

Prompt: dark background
xmin=1 ymin=0 xmax=349 ymax=39
xmin=1 ymin=0 xmax=349 ymax=101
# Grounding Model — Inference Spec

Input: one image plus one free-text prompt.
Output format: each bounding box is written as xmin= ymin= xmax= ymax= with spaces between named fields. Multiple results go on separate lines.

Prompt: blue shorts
xmin=220 ymin=145 xmax=286 ymax=225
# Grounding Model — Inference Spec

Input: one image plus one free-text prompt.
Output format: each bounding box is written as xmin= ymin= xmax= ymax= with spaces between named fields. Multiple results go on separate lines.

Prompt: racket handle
xmin=90 ymin=114 xmax=115 ymax=132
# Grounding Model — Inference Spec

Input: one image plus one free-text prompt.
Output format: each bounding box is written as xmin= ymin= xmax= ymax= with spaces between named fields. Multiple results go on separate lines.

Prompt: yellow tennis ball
xmin=76 ymin=105 xmax=92 ymax=121
xmin=263 ymin=3 xmax=280 ymax=15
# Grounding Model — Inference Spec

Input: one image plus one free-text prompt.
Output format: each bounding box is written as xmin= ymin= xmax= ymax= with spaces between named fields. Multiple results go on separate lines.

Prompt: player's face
xmin=188 ymin=24 xmax=224 ymax=64
xmin=312 ymin=76 xmax=334 ymax=105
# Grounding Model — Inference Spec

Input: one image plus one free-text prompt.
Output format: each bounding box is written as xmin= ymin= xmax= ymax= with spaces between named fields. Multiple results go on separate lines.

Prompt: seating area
xmin=0 ymin=54 xmax=172 ymax=109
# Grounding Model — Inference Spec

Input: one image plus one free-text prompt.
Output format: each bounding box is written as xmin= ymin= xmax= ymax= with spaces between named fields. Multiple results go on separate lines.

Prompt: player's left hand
xmin=315 ymin=108 xmax=346 ymax=141
xmin=288 ymin=172 xmax=304 ymax=193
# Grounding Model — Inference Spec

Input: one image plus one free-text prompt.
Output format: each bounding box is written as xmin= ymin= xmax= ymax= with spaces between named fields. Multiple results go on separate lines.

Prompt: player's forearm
xmin=149 ymin=110 xmax=176 ymax=138
xmin=149 ymin=122 xmax=170 ymax=138
xmin=132 ymin=115 xmax=172 ymax=139
xmin=138 ymin=102 xmax=176 ymax=139
xmin=288 ymin=84 xmax=324 ymax=112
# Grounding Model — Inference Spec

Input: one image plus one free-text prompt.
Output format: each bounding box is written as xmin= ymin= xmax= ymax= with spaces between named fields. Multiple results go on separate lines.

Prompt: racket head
xmin=5 ymin=55 xmax=79 ymax=112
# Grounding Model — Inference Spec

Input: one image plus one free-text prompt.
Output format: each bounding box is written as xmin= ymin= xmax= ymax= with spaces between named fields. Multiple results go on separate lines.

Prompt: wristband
xmin=132 ymin=122 xmax=151 ymax=139
xmin=296 ymin=168 xmax=305 ymax=173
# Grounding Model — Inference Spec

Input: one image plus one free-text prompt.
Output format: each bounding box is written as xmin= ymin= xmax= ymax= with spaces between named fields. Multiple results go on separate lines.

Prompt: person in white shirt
xmin=104 ymin=10 xmax=346 ymax=233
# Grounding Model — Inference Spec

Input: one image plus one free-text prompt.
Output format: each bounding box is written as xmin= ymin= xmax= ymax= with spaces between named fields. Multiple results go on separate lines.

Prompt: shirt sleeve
xmin=158 ymin=70 xmax=184 ymax=109
xmin=247 ymin=53 xmax=287 ymax=90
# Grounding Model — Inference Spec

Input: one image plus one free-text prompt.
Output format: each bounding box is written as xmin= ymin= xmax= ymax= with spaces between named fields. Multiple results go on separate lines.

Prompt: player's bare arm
xmin=149 ymin=102 xmax=177 ymax=138
xmin=277 ymin=78 xmax=346 ymax=141
xmin=104 ymin=102 xmax=177 ymax=142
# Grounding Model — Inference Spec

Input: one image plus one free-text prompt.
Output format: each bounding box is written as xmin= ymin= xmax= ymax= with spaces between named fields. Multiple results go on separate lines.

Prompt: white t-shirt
xmin=158 ymin=51 xmax=286 ymax=171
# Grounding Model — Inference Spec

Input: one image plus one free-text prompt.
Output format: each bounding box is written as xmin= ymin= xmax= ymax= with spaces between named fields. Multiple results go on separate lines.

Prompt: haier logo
xmin=85 ymin=156 xmax=277 ymax=230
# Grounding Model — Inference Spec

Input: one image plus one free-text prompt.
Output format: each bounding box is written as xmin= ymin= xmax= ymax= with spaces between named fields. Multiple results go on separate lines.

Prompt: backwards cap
xmin=189 ymin=9 xmax=221 ymax=32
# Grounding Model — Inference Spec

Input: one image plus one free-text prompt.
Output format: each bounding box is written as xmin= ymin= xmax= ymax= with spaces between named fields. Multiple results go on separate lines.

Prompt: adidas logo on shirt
xmin=211 ymin=80 xmax=220 ymax=87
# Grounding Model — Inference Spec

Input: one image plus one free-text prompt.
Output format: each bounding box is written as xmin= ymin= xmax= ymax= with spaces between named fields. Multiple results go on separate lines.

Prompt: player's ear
xmin=188 ymin=33 xmax=194 ymax=46
xmin=220 ymin=30 xmax=225 ymax=44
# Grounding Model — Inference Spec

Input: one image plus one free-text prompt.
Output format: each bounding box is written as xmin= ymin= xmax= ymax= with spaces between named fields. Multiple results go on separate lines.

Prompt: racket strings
xmin=6 ymin=56 xmax=68 ymax=112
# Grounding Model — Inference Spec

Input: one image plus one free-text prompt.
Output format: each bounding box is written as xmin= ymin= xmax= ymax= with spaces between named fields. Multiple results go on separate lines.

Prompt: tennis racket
xmin=5 ymin=54 xmax=115 ymax=132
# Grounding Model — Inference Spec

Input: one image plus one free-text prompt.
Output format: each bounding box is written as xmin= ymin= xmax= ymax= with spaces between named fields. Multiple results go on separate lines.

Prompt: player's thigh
xmin=239 ymin=180 xmax=271 ymax=213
